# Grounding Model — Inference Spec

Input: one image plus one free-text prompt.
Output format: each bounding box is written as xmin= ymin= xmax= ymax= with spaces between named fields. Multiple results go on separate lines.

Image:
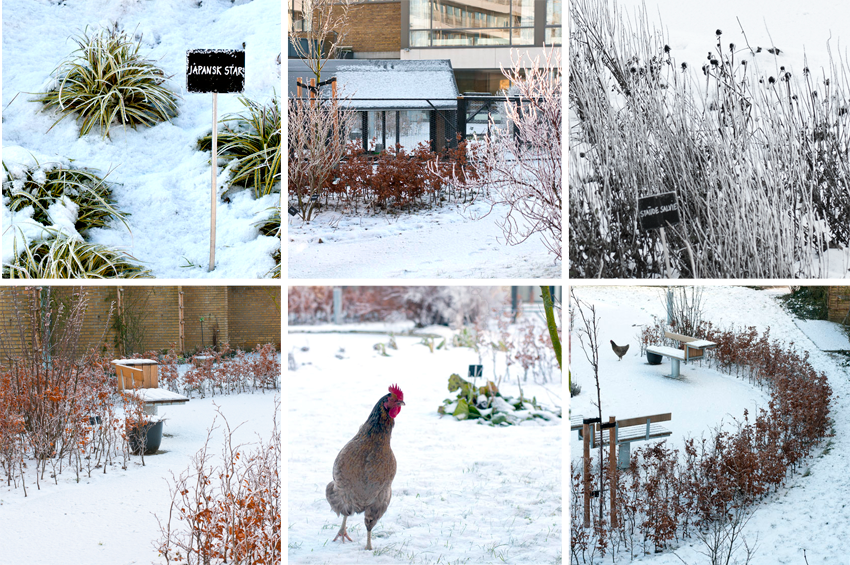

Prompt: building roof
xmin=288 ymin=59 xmax=458 ymax=110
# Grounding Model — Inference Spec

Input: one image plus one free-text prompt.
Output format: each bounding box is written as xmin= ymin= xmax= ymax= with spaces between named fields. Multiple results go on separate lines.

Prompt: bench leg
xmin=618 ymin=442 xmax=630 ymax=470
xmin=670 ymin=358 xmax=680 ymax=378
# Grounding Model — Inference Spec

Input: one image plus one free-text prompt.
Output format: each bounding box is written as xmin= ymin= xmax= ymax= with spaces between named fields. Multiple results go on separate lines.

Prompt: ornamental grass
xmin=34 ymin=27 xmax=179 ymax=137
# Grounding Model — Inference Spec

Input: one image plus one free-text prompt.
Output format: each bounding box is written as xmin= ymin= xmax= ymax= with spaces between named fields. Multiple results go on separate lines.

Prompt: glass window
xmin=410 ymin=30 xmax=431 ymax=47
xmin=546 ymin=0 xmax=561 ymax=25
xmin=399 ymin=110 xmax=430 ymax=150
xmin=433 ymin=1 xmax=510 ymax=29
xmin=545 ymin=27 xmax=561 ymax=45
xmin=511 ymin=28 xmax=534 ymax=46
xmin=511 ymin=0 xmax=534 ymax=27
xmin=410 ymin=0 xmax=430 ymax=29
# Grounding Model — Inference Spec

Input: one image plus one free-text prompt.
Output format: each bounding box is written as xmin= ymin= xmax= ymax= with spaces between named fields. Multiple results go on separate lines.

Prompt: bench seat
xmin=645 ymin=345 xmax=685 ymax=360
xmin=593 ymin=423 xmax=672 ymax=446
xmin=570 ymin=414 xmax=584 ymax=431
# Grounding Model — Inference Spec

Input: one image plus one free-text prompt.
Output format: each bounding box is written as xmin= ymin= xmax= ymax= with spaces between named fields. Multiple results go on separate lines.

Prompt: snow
xmin=793 ymin=319 xmax=850 ymax=351
xmin=570 ymin=285 xmax=850 ymax=564
xmin=0 ymin=391 xmax=279 ymax=565
xmin=2 ymin=0 xmax=281 ymax=278
xmin=288 ymin=200 xmax=561 ymax=279
xmin=287 ymin=323 xmax=562 ymax=564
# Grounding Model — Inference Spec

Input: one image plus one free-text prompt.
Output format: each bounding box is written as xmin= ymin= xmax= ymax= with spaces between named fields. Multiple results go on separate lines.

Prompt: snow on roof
xmin=288 ymin=59 xmax=458 ymax=110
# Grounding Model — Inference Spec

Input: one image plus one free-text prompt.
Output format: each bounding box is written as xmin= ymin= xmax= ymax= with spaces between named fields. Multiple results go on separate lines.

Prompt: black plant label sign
xmin=468 ymin=364 xmax=483 ymax=379
xmin=638 ymin=191 xmax=681 ymax=230
xmin=187 ymin=49 xmax=245 ymax=93
xmin=287 ymin=206 xmax=299 ymax=217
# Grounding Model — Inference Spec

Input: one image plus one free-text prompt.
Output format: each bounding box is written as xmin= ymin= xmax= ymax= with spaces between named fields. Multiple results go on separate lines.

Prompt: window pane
xmin=410 ymin=30 xmax=431 ymax=47
xmin=434 ymin=29 xmax=511 ymax=46
xmin=410 ymin=0 xmax=430 ymax=29
xmin=546 ymin=0 xmax=562 ymax=25
xmin=511 ymin=27 xmax=534 ymax=45
xmin=399 ymin=110 xmax=430 ymax=150
xmin=511 ymin=0 xmax=535 ymax=27
xmin=545 ymin=26 xmax=562 ymax=45
xmin=433 ymin=0 xmax=510 ymax=29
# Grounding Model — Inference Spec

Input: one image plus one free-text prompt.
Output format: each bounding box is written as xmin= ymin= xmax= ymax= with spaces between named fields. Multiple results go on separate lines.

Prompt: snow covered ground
xmin=288 ymin=200 xmax=561 ymax=279
xmin=287 ymin=323 xmax=562 ymax=564
xmin=2 ymin=0 xmax=281 ymax=278
xmin=570 ymin=285 xmax=850 ymax=564
xmin=0 ymin=391 xmax=279 ymax=565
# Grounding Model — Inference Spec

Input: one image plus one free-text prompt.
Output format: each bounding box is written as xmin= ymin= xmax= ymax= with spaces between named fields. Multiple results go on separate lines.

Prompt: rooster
xmin=610 ymin=340 xmax=629 ymax=361
xmin=327 ymin=384 xmax=405 ymax=550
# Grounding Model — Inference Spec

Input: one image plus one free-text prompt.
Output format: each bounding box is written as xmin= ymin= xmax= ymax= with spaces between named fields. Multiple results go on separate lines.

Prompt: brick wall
xmin=828 ymin=286 xmax=850 ymax=324
xmin=0 ymin=286 xmax=281 ymax=360
xmin=338 ymin=2 xmax=401 ymax=54
xmin=228 ymin=286 xmax=282 ymax=350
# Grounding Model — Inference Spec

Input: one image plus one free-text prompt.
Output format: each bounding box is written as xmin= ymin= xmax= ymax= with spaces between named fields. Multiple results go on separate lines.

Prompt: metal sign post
xmin=186 ymin=49 xmax=245 ymax=272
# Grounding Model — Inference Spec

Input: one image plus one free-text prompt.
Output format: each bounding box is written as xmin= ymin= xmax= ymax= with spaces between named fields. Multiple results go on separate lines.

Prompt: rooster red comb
xmin=389 ymin=384 xmax=404 ymax=401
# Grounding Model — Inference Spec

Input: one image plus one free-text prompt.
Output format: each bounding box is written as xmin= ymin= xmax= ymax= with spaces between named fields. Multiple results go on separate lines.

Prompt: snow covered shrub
xmin=570 ymin=0 xmax=850 ymax=278
xmin=3 ymin=161 xmax=126 ymax=234
xmin=437 ymin=373 xmax=561 ymax=425
xmin=4 ymin=232 xmax=151 ymax=279
xmin=156 ymin=401 xmax=281 ymax=565
xmin=198 ymin=97 xmax=281 ymax=198
xmin=34 ymin=27 xmax=178 ymax=137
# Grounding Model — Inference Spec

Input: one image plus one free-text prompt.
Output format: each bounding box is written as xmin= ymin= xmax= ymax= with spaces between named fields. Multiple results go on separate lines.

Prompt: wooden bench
xmin=594 ymin=413 xmax=673 ymax=468
xmin=646 ymin=331 xmax=716 ymax=378
xmin=112 ymin=359 xmax=189 ymax=415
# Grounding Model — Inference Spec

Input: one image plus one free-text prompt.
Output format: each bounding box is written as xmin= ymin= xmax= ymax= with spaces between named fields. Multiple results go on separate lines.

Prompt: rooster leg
xmin=333 ymin=516 xmax=353 ymax=543
xmin=366 ymin=529 xmax=373 ymax=551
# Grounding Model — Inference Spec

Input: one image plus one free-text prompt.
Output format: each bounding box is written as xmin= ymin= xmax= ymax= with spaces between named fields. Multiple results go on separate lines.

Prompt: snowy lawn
xmin=570 ymin=285 xmax=850 ymax=564
xmin=0 ymin=391 xmax=279 ymax=565
xmin=2 ymin=0 xmax=281 ymax=278
xmin=287 ymin=325 xmax=562 ymax=564
xmin=288 ymin=200 xmax=561 ymax=279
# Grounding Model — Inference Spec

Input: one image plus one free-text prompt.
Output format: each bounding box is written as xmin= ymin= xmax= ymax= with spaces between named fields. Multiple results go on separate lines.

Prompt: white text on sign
xmin=187 ymin=65 xmax=245 ymax=77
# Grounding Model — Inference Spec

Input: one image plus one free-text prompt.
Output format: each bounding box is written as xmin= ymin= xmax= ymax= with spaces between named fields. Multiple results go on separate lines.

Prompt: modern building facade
xmin=289 ymin=0 xmax=561 ymax=94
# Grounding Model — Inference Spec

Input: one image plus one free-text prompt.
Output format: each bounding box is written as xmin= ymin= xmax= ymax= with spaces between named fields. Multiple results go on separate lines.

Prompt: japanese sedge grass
xmin=254 ymin=205 xmax=281 ymax=278
xmin=3 ymin=160 xmax=128 ymax=234
xmin=569 ymin=0 xmax=850 ymax=278
xmin=198 ymin=96 xmax=281 ymax=199
xmin=4 ymin=228 xmax=151 ymax=279
xmin=33 ymin=27 xmax=178 ymax=138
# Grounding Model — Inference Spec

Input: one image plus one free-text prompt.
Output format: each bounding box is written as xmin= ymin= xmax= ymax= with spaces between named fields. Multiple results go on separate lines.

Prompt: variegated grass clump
xmin=33 ymin=27 xmax=179 ymax=137
xmin=3 ymin=160 xmax=127 ymax=234
xmin=4 ymin=229 xmax=151 ymax=279
xmin=198 ymin=96 xmax=281 ymax=198
xmin=255 ymin=205 xmax=281 ymax=278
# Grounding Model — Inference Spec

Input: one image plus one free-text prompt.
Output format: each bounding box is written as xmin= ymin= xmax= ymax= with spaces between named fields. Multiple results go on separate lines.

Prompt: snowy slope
xmin=287 ymin=327 xmax=562 ymax=564
xmin=288 ymin=200 xmax=561 ymax=279
xmin=0 ymin=392 xmax=279 ymax=565
xmin=2 ymin=0 xmax=281 ymax=278
xmin=570 ymin=285 xmax=850 ymax=564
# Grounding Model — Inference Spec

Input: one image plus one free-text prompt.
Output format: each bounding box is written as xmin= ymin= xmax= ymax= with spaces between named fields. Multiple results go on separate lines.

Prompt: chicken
xmin=610 ymin=340 xmax=629 ymax=361
xmin=326 ymin=384 xmax=405 ymax=550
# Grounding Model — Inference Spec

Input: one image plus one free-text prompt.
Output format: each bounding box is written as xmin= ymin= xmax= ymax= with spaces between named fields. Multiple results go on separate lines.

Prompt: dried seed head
xmin=716 ymin=29 xmax=722 ymax=36
xmin=681 ymin=62 xmax=688 ymax=71
xmin=768 ymin=76 xmax=776 ymax=84
xmin=711 ymin=59 xmax=719 ymax=66
xmin=729 ymin=43 xmax=735 ymax=51
xmin=664 ymin=44 xmax=671 ymax=53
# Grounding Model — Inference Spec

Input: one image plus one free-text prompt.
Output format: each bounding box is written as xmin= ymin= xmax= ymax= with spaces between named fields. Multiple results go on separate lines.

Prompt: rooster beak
xmin=398 ymin=400 xmax=406 ymax=406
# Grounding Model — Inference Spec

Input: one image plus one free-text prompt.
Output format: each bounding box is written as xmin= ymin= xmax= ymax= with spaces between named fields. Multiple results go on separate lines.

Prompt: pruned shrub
xmin=199 ymin=97 xmax=281 ymax=198
xmin=34 ymin=27 xmax=179 ymax=137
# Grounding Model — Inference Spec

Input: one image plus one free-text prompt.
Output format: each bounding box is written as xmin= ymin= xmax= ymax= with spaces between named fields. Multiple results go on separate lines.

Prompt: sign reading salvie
xmin=638 ymin=191 xmax=681 ymax=230
xmin=186 ymin=49 xmax=245 ymax=93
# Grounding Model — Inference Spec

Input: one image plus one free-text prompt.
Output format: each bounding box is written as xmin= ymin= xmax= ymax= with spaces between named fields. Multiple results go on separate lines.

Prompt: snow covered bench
xmin=646 ymin=331 xmax=716 ymax=378
xmin=112 ymin=359 xmax=189 ymax=415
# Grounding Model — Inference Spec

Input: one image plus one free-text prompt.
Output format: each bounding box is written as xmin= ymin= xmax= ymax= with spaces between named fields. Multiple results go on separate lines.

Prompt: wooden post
xmin=608 ymin=416 xmax=617 ymax=528
xmin=117 ymin=287 xmax=125 ymax=357
xmin=583 ymin=422 xmax=591 ymax=527
xmin=310 ymin=78 xmax=316 ymax=108
xmin=209 ymin=92 xmax=218 ymax=272
xmin=178 ymin=288 xmax=185 ymax=354
xmin=332 ymin=79 xmax=339 ymax=147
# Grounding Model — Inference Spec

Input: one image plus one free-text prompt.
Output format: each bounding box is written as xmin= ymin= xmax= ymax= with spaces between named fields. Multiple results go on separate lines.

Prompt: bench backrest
xmin=664 ymin=331 xmax=696 ymax=343
xmin=616 ymin=412 xmax=672 ymax=428
xmin=113 ymin=362 xmax=159 ymax=390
